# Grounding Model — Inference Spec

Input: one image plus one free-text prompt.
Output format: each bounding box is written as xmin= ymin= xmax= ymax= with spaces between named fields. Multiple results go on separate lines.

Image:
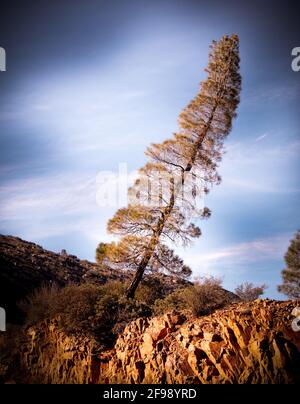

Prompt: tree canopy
xmin=106 ymin=34 xmax=241 ymax=298
xmin=278 ymin=230 xmax=300 ymax=299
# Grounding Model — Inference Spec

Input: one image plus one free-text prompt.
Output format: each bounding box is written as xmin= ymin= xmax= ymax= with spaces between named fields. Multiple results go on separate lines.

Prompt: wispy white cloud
xmin=181 ymin=234 xmax=291 ymax=277
xmin=255 ymin=132 xmax=268 ymax=142
xmin=0 ymin=174 xmax=97 ymax=219
xmin=14 ymin=217 xmax=108 ymax=244
xmin=0 ymin=166 xmax=139 ymax=241
xmin=221 ymin=138 xmax=300 ymax=194
xmin=243 ymin=83 xmax=300 ymax=107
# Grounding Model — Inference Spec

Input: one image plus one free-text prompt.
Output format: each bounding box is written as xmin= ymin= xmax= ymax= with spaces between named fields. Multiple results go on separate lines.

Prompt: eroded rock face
xmin=19 ymin=320 xmax=100 ymax=384
xmin=19 ymin=300 xmax=300 ymax=384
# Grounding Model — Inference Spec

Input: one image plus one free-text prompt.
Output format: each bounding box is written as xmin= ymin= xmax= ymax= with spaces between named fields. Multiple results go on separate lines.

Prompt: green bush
xmin=134 ymin=282 xmax=165 ymax=306
xmin=181 ymin=277 xmax=232 ymax=316
xmin=154 ymin=277 xmax=231 ymax=317
xmin=153 ymin=289 xmax=186 ymax=315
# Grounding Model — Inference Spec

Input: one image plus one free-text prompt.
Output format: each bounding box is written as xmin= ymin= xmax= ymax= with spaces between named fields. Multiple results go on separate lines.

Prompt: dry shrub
xmin=18 ymin=281 xmax=151 ymax=347
xmin=181 ymin=277 xmax=232 ymax=316
xmin=154 ymin=277 xmax=232 ymax=316
xmin=18 ymin=283 xmax=61 ymax=325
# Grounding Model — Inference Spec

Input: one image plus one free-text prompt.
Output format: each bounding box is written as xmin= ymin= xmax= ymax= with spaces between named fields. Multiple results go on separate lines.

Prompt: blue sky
xmin=0 ymin=0 xmax=299 ymax=299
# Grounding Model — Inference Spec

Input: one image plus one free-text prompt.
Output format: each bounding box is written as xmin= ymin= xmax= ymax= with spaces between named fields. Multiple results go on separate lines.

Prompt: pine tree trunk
xmin=126 ymin=105 xmax=219 ymax=298
xmin=126 ymin=255 xmax=151 ymax=298
xmin=126 ymin=211 xmax=170 ymax=298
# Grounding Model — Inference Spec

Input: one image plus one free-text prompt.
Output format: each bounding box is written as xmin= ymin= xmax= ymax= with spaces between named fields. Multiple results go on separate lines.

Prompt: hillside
xmin=0 ymin=235 xmax=192 ymax=322
xmin=1 ymin=235 xmax=299 ymax=384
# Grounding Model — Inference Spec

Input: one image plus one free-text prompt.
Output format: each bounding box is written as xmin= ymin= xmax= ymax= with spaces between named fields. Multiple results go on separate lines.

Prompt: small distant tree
xmin=234 ymin=282 xmax=267 ymax=302
xmin=278 ymin=230 xmax=300 ymax=299
xmin=105 ymin=34 xmax=241 ymax=298
xmin=96 ymin=242 xmax=108 ymax=265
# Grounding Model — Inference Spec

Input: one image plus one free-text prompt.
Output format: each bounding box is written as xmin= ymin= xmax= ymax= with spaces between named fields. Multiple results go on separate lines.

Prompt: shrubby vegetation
xmin=18 ymin=276 xmax=236 ymax=348
xmin=19 ymin=282 xmax=151 ymax=347
xmin=154 ymin=277 xmax=233 ymax=316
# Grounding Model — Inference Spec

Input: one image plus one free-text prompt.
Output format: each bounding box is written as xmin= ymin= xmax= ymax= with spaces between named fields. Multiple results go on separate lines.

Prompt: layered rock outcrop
xmin=19 ymin=300 xmax=300 ymax=384
xmin=19 ymin=321 xmax=100 ymax=384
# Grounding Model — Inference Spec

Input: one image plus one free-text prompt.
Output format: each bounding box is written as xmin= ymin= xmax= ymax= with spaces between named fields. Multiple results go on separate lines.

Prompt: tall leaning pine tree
xmin=106 ymin=34 xmax=241 ymax=298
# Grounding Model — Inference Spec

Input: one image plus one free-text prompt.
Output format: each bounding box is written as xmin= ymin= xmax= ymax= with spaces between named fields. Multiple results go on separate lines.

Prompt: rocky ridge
xmin=17 ymin=300 xmax=300 ymax=384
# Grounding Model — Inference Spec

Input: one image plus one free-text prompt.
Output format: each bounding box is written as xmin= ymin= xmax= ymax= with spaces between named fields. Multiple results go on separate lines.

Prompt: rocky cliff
xmin=17 ymin=300 xmax=300 ymax=384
